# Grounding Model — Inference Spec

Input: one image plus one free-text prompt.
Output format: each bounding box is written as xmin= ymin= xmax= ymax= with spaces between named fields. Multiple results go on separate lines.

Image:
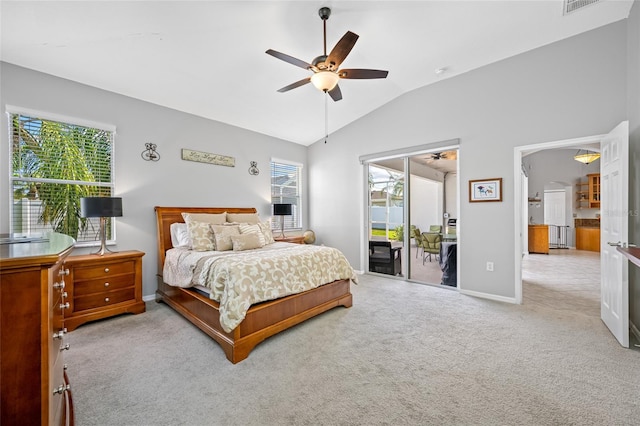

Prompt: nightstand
xmin=274 ymin=235 xmax=305 ymax=244
xmin=64 ymin=250 xmax=145 ymax=331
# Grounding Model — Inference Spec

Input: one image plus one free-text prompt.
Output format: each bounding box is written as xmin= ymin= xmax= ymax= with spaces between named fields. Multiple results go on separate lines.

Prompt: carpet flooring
xmin=66 ymin=252 xmax=640 ymax=426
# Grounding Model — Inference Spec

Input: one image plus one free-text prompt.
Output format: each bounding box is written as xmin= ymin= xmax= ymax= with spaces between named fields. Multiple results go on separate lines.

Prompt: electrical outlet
xmin=486 ymin=262 xmax=494 ymax=272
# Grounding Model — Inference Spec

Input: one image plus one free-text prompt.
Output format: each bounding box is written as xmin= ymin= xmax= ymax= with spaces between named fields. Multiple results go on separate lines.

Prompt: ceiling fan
xmin=265 ymin=7 xmax=389 ymax=102
xmin=425 ymin=151 xmax=458 ymax=161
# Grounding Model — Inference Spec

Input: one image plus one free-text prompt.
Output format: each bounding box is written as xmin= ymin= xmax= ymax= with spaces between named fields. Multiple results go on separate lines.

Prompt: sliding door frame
xmin=360 ymin=139 xmax=460 ymax=281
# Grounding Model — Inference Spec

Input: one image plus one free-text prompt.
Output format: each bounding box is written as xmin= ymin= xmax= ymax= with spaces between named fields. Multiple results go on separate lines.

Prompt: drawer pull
xmin=60 ymin=343 xmax=70 ymax=352
xmin=53 ymin=281 xmax=66 ymax=290
xmin=104 ymin=282 xmax=110 ymax=287
xmin=53 ymin=328 xmax=67 ymax=339
xmin=62 ymin=291 xmax=68 ymax=299
xmin=58 ymin=268 xmax=70 ymax=276
xmin=104 ymin=267 xmax=110 ymax=273
xmin=60 ymin=302 xmax=70 ymax=310
xmin=53 ymin=384 xmax=71 ymax=395
xmin=105 ymin=297 xmax=110 ymax=303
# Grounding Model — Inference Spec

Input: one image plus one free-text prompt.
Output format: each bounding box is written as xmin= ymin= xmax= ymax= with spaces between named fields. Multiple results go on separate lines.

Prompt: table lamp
xmin=273 ymin=203 xmax=292 ymax=238
xmin=80 ymin=197 xmax=123 ymax=255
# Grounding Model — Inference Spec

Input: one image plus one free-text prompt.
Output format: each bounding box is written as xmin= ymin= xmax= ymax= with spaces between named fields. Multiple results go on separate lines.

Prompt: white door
xmin=601 ymin=121 xmax=629 ymax=348
xmin=544 ymin=190 xmax=566 ymax=226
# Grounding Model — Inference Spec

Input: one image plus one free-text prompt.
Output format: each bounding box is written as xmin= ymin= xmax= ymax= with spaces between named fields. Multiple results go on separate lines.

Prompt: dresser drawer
xmin=73 ymin=260 xmax=135 ymax=280
xmin=74 ymin=288 xmax=135 ymax=311
xmin=74 ymin=273 xmax=135 ymax=296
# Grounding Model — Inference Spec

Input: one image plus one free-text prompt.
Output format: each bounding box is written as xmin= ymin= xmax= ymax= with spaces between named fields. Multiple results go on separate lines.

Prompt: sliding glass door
xmin=363 ymin=145 xmax=459 ymax=287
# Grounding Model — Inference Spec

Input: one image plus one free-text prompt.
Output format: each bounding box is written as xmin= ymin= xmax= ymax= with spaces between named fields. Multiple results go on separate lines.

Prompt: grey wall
xmin=0 ymin=63 xmax=307 ymax=298
xmin=308 ymin=21 xmax=628 ymax=301
xmin=627 ymin=1 xmax=640 ymax=335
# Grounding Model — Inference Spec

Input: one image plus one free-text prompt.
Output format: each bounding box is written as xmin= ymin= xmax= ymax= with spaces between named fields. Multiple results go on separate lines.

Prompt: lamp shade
xmin=273 ymin=203 xmax=292 ymax=216
xmin=310 ymin=71 xmax=340 ymax=92
xmin=574 ymin=150 xmax=600 ymax=164
xmin=80 ymin=197 xmax=123 ymax=218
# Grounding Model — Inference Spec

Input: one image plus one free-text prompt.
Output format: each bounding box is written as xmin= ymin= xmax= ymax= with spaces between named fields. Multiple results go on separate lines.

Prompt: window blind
xmin=9 ymin=111 xmax=115 ymax=243
xmin=270 ymin=161 xmax=302 ymax=230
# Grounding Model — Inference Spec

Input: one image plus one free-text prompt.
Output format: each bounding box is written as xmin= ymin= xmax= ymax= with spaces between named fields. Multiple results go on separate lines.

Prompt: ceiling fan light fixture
xmin=311 ymin=71 xmax=340 ymax=92
xmin=574 ymin=149 xmax=600 ymax=164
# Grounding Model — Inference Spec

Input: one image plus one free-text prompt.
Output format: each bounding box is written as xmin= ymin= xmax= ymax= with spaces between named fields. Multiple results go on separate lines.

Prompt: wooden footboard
xmin=156 ymin=275 xmax=352 ymax=363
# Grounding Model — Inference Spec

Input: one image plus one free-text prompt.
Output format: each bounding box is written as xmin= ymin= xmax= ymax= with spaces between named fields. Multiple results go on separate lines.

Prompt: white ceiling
xmin=0 ymin=1 xmax=633 ymax=146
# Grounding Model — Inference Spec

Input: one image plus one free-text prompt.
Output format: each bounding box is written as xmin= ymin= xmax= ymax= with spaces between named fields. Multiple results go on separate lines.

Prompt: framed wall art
xmin=469 ymin=178 xmax=502 ymax=202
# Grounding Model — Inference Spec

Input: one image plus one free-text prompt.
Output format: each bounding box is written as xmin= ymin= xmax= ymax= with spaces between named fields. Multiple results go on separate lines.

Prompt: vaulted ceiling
xmin=1 ymin=1 xmax=633 ymax=146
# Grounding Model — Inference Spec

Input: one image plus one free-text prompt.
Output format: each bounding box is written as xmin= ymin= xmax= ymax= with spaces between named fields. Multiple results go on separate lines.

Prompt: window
xmin=9 ymin=108 xmax=115 ymax=244
xmin=270 ymin=160 xmax=302 ymax=230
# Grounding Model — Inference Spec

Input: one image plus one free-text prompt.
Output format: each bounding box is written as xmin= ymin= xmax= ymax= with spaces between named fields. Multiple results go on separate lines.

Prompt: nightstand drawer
xmin=74 ymin=288 xmax=135 ymax=311
xmin=73 ymin=260 xmax=135 ymax=280
xmin=74 ymin=273 xmax=135 ymax=296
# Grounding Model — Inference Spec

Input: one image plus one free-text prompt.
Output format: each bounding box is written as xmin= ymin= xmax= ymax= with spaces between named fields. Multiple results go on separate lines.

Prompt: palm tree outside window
xmin=9 ymin=109 xmax=115 ymax=244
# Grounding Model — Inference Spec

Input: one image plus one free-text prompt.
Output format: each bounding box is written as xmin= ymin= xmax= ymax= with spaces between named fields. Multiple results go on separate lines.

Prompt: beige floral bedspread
xmin=163 ymin=243 xmax=357 ymax=333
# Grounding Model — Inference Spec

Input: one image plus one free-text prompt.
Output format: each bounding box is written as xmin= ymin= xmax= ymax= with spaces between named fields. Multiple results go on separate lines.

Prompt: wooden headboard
xmin=154 ymin=206 xmax=258 ymax=275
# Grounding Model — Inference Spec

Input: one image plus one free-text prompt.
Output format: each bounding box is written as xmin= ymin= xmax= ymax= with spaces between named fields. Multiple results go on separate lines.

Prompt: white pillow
xmin=170 ymin=223 xmax=191 ymax=248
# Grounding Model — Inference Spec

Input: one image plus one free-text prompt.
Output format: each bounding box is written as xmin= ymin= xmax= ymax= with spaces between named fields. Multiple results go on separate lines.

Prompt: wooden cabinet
xmin=576 ymin=227 xmax=600 ymax=252
xmin=576 ymin=182 xmax=590 ymax=209
xmin=274 ymin=235 xmax=305 ymax=244
xmin=64 ymin=250 xmax=145 ymax=331
xmin=576 ymin=174 xmax=600 ymax=209
xmin=0 ymin=233 xmax=75 ymax=426
xmin=588 ymin=173 xmax=600 ymax=208
xmin=528 ymin=225 xmax=549 ymax=254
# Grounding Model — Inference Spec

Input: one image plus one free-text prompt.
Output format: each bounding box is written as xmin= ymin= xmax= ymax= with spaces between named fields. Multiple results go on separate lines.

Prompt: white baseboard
xmin=143 ymin=294 xmax=156 ymax=302
xmin=459 ymin=288 xmax=518 ymax=304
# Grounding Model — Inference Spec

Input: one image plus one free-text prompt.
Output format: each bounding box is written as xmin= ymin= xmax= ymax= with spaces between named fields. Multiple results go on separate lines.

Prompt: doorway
xmin=514 ymin=121 xmax=631 ymax=347
xmin=360 ymin=141 xmax=459 ymax=287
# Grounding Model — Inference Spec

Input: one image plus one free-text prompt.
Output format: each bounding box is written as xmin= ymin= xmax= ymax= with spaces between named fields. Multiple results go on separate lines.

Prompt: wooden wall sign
xmin=181 ymin=149 xmax=235 ymax=167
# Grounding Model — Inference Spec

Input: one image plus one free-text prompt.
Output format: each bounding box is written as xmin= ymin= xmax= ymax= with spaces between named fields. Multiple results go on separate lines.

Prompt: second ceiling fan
xmin=266 ymin=7 xmax=388 ymax=101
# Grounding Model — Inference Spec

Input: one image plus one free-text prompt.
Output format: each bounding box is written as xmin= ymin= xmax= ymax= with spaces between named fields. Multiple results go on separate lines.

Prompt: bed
xmin=155 ymin=206 xmax=354 ymax=363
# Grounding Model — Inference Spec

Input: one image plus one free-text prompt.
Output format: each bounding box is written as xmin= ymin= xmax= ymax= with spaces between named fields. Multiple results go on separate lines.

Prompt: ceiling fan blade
xmin=328 ymin=84 xmax=342 ymax=102
xmin=339 ymin=69 xmax=389 ymax=79
xmin=277 ymin=77 xmax=311 ymax=93
xmin=326 ymin=31 xmax=359 ymax=70
xmin=266 ymin=49 xmax=312 ymax=70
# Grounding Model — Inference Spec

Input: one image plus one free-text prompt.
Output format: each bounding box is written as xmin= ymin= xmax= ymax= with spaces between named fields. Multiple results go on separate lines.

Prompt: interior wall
xmin=627 ymin=0 xmax=640 ymax=335
xmin=409 ymin=176 xmax=440 ymax=232
xmin=0 ymin=62 xmax=308 ymax=299
xmin=308 ymin=21 xmax=627 ymax=300
xmin=444 ymin=172 xmax=458 ymax=219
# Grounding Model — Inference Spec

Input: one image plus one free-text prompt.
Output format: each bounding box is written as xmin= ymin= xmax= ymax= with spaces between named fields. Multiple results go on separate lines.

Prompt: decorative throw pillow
xmin=210 ymin=224 xmax=240 ymax=251
xmin=258 ymin=221 xmax=275 ymax=245
xmin=238 ymin=223 xmax=266 ymax=247
xmin=226 ymin=212 xmax=260 ymax=224
xmin=181 ymin=212 xmax=227 ymax=251
xmin=170 ymin=223 xmax=191 ymax=248
xmin=230 ymin=233 xmax=262 ymax=251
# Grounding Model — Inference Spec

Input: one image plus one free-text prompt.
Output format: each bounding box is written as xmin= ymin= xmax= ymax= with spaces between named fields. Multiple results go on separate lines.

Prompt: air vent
xmin=563 ymin=0 xmax=601 ymax=15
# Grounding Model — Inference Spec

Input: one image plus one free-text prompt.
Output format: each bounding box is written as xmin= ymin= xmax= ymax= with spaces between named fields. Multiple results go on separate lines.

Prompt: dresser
xmin=0 ymin=233 xmax=75 ymax=426
xmin=64 ymin=250 xmax=145 ymax=331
